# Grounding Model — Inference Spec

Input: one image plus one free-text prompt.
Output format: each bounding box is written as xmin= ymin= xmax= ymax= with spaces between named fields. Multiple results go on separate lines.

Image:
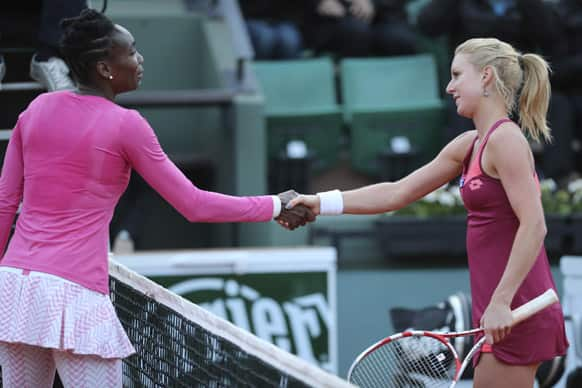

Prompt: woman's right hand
xmin=287 ymin=194 xmax=321 ymax=216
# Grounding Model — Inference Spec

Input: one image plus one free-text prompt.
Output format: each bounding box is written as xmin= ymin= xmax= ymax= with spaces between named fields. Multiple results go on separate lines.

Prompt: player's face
xmin=107 ymin=25 xmax=144 ymax=93
xmin=446 ymin=54 xmax=483 ymax=119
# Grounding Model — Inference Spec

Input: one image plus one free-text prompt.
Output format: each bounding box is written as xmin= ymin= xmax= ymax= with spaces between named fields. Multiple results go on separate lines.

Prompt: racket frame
xmin=348 ymin=289 xmax=559 ymax=387
xmin=347 ymin=327 xmax=483 ymax=384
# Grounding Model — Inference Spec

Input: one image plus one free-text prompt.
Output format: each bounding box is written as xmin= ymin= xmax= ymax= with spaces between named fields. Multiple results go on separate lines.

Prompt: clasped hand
xmin=275 ymin=190 xmax=316 ymax=230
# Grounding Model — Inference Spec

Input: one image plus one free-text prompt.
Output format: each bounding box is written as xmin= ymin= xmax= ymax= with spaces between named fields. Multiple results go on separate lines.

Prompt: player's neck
xmin=75 ymin=84 xmax=114 ymax=101
xmin=473 ymin=105 xmax=508 ymax=139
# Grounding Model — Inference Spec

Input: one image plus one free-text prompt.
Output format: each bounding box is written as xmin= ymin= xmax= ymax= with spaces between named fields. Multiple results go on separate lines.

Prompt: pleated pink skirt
xmin=0 ymin=266 xmax=135 ymax=359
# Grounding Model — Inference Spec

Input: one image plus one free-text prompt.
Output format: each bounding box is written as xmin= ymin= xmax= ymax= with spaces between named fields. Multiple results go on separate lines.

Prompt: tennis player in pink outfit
xmin=289 ymin=37 xmax=568 ymax=387
xmin=0 ymin=9 xmax=313 ymax=388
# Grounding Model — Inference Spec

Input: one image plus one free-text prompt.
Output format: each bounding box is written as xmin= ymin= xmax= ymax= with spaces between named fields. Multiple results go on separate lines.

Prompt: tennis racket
xmin=347 ymin=288 xmax=559 ymax=388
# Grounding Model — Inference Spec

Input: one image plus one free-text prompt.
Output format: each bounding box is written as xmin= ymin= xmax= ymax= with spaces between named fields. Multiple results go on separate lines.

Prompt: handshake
xmin=275 ymin=190 xmax=316 ymax=230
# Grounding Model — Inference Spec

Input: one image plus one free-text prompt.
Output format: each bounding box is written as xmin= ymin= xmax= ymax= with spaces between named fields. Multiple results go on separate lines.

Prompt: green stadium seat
xmin=252 ymin=58 xmax=343 ymax=171
xmin=340 ymin=54 xmax=447 ymax=177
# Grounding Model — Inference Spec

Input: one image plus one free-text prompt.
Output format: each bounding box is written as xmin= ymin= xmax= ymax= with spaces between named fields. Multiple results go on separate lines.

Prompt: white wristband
xmin=317 ymin=190 xmax=343 ymax=215
xmin=271 ymin=195 xmax=282 ymax=218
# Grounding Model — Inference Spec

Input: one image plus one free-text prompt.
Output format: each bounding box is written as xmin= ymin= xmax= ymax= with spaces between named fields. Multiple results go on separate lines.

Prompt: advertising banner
xmin=115 ymin=247 xmax=338 ymax=373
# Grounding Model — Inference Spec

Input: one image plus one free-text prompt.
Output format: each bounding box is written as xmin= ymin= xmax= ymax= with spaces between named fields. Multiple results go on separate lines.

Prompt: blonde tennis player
xmin=288 ymin=38 xmax=568 ymax=388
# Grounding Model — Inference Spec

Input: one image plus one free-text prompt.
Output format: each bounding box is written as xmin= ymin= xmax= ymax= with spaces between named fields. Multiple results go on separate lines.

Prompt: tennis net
xmin=109 ymin=259 xmax=353 ymax=387
xmin=0 ymin=259 xmax=354 ymax=387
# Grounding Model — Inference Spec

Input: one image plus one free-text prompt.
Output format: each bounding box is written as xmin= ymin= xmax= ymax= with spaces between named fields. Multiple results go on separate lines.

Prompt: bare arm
xmin=480 ymin=124 xmax=547 ymax=343
xmin=288 ymin=131 xmax=475 ymax=214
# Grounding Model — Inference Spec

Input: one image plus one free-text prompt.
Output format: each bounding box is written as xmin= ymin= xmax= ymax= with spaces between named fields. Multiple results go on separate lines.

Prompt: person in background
xmin=370 ymin=0 xmax=418 ymax=56
xmin=0 ymin=9 xmax=313 ymax=387
xmin=30 ymin=0 xmax=87 ymax=90
xmin=288 ymin=37 xmax=568 ymax=387
xmin=0 ymin=0 xmax=86 ymax=91
xmin=416 ymin=0 xmax=557 ymax=60
xmin=301 ymin=0 xmax=418 ymax=58
xmin=239 ymin=0 xmax=305 ymax=60
xmin=301 ymin=0 xmax=375 ymax=57
xmin=548 ymin=0 xmax=582 ymax=183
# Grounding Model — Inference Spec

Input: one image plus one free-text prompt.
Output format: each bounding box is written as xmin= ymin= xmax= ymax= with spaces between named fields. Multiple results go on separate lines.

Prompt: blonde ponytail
xmin=518 ymin=54 xmax=552 ymax=143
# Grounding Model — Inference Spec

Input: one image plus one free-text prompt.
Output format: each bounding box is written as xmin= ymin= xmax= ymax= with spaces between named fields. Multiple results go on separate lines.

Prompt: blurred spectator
xmin=0 ymin=0 xmax=86 ymax=91
xmin=302 ymin=0 xmax=418 ymax=58
xmin=549 ymin=0 xmax=582 ymax=181
xmin=31 ymin=0 xmax=87 ymax=90
xmin=416 ymin=0 xmax=573 ymax=181
xmin=416 ymin=0 xmax=557 ymax=54
xmin=239 ymin=0 xmax=305 ymax=59
xmin=302 ymin=0 xmax=374 ymax=57
xmin=371 ymin=0 xmax=418 ymax=56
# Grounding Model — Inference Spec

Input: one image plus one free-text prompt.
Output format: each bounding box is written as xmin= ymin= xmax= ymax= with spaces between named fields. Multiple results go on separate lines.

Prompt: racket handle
xmin=511 ymin=289 xmax=559 ymax=325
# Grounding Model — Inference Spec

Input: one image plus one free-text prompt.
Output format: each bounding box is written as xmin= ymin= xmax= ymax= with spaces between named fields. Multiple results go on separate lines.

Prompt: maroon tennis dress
xmin=460 ymin=118 xmax=568 ymax=365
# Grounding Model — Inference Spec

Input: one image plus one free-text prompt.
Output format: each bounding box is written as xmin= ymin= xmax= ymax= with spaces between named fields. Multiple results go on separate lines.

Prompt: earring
xmin=108 ymin=75 xmax=113 ymax=80
xmin=483 ymin=88 xmax=489 ymax=97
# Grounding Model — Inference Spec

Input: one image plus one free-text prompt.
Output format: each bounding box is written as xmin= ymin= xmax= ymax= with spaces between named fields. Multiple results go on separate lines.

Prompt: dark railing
xmin=116 ymin=88 xmax=236 ymax=108
xmin=0 ymin=81 xmax=43 ymax=92
xmin=0 ymin=88 xmax=237 ymax=136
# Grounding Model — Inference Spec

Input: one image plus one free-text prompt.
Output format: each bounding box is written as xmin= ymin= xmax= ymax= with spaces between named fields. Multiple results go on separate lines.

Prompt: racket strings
xmin=350 ymin=336 xmax=456 ymax=388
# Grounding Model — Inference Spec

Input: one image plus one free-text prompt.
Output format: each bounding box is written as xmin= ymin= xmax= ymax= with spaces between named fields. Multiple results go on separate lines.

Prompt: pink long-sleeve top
xmin=0 ymin=91 xmax=274 ymax=294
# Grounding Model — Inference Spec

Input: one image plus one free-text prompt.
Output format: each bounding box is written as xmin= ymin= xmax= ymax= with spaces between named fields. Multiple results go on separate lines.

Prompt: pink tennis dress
xmin=460 ymin=118 xmax=568 ymax=365
xmin=0 ymin=91 xmax=275 ymax=358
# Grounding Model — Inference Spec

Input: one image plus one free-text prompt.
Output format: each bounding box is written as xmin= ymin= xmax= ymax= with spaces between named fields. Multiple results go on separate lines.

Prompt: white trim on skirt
xmin=0 ymin=266 xmax=135 ymax=359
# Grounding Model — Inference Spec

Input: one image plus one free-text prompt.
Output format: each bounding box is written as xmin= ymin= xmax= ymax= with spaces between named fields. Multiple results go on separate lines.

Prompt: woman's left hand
xmin=480 ymin=299 xmax=513 ymax=344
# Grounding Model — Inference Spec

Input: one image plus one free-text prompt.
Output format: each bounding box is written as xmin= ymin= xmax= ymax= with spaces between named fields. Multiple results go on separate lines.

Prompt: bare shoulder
xmin=451 ymin=129 xmax=478 ymax=146
xmin=488 ymin=121 xmax=530 ymax=154
xmin=485 ymin=121 xmax=534 ymax=176
xmin=442 ymin=130 xmax=477 ymax=162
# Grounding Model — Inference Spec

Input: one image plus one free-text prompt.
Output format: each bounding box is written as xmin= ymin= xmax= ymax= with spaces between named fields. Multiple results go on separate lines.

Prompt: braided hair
xmin=59 ymin=9 xmax=116 ymax=86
